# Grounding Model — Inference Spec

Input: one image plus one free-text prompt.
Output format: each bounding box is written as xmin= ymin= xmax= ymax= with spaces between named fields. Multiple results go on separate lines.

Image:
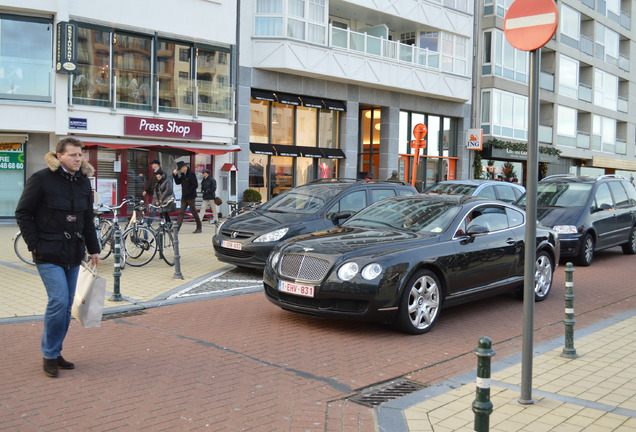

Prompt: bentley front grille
xmin=279 ymin=253 xmax=331 ymax=282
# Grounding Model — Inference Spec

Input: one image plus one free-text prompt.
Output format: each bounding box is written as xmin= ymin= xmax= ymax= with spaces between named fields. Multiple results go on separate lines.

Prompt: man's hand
xmin=89 ymin=253 xmax=100 ymax=267
xmin=142 ymin=191 xmax=147 ymax=197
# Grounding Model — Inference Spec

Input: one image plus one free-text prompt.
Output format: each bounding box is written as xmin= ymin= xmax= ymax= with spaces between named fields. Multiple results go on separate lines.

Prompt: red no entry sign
xmin=504 ymin=0 xmax=559 ymax=51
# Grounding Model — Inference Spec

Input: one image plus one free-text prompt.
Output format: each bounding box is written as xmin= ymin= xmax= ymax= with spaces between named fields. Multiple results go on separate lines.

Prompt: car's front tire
xmin=621 ymin=226 xmax=636 ymax=255
xmin=534 ymin=251 xmax=554 ymax=301
xmin=393 ymin=270 xmax=443 ymax=335
xmin=576 ymin=233 xmax=594 ymax=266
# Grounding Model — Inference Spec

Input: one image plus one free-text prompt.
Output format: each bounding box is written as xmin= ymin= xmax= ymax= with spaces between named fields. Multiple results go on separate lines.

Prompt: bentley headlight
xmin=270 ymin=251 xmax=281 ymax=268
xmin=553 ymin=225 xmax=577 ymax=234
xmin=337 ymin=262 xmax=359 ymax=281
xmin=254 ymin=228 xmax=289 ymax=243
xmin=361 ymin=263 xmax=382 ymax=280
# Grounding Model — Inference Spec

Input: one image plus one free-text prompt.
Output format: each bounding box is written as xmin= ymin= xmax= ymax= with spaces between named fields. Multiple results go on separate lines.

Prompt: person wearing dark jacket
xmin=172 ymin=160 xmax=202 ymax=233
xmin=142 ymin=159 xmax=161 ymax=216
xmin=152 ymin=169 xmax=176 ymax=224
xmin=15 ymin=137 xmax=100 ymax=378
xmin=198 ymin=169 xmax=217 ymax=223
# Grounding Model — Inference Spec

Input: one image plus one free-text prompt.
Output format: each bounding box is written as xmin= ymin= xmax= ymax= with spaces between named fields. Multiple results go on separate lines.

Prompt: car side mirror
xmin=331 ymin=211 xmax=355 ymax=225
xmin=466 ymin=225 xmax=489 ymax=236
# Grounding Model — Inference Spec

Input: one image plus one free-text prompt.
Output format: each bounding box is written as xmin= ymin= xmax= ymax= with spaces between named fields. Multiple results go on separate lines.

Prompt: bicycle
xmin=148 ymin=200 xmax=176 ymax=266
xmin=120 ymin=198 xmax=158 ymax=267
xmin=96 ymin=198 xmax=132 ymax=269
xmin=13 ymin=231 xmax=35 ymax=265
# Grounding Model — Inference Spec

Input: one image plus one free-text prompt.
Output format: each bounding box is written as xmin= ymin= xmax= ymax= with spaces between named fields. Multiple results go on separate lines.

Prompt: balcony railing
xmin=619 ymin=54 xmax=630 ymax=72
xmin=616 ymin=139 xmax=627 ymax=154
xmin=580 ymin=35 xmax=594 ymax=56
xmin=578 ymin=84 xmax=592 ymax=103
xmin=618 ymin=96 xmax=628 ymax=113
xmin=538 ymin=125 xmax=553 ymax=144
xmin=576 ymin=132 xmax=590 ymax=149
xmin=70 ymin=65 xmax=233 ymax=119
xmin=539 ymin=71 xmax=554 ymax=91
xmin=330 ymin=26 xmax=449 ymax=74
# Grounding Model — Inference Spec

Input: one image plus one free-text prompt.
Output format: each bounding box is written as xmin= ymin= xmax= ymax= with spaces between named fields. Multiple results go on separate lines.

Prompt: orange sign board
xmin=413 ymin=123 xmax=427 ymax=141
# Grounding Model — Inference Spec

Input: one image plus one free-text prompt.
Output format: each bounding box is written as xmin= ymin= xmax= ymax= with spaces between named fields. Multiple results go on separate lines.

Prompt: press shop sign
xmin=56 ymin=22 xmax=77 ymax=73
xmin=124 ymin=116 xmax=203 ymax=140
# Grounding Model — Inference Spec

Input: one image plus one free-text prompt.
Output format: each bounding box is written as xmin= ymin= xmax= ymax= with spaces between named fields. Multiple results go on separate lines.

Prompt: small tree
xmin=242 ymin=188 xmax=262 ymax=202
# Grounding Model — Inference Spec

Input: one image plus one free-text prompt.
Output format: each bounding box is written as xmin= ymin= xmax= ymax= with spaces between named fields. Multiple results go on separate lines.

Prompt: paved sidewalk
xmin=0 ymin=222 xmax=229 ymax=321
xmin=380 ymin=309 xmax=636 ymax=432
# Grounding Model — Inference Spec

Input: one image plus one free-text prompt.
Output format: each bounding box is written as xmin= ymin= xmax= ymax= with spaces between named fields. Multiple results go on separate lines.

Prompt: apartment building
xmin=474 ymin=0 xmax=635 ymax=184
xmin=236 ymin=0 xmax=475 ymax=199
xmin=0 ymin=0 xmax=237 ymax=219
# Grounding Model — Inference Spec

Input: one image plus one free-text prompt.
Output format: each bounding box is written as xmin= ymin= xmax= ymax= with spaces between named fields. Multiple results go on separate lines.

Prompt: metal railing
xmin=329 ymin=26 xmax=452 ymax=74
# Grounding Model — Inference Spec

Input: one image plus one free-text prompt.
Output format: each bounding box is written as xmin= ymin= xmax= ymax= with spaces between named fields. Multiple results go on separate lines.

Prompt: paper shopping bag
xmin=72 ymin=262 xmax=107 ymax=328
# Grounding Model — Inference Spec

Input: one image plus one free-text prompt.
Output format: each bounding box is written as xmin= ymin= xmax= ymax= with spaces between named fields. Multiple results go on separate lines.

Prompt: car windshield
xmin=424 ymin=183 xmax=478 ymax=195
xmin=343 ymin=199 xmax=461 ymax=233
xmin=258 ymin=183 xmax=348 ymax=213
xmin=518 ymin=182 xmax=593 ymax=207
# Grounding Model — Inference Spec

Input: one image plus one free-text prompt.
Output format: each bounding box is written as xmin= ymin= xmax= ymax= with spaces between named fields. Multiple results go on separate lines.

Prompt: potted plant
xmin=240 ymin=188 xmax=262 ymax=209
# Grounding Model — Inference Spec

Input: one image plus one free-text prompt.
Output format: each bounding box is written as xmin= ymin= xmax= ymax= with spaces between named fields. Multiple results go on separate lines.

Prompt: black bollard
xmin=561 ymin=263 xmax=578 ymax=358
xmin=110 ymin=227 xmax=123 ymax=301
xmin=472 ymin=337 xmax=496 ymax=432
xmin=172 ymin=225 xmax=184 ymax=279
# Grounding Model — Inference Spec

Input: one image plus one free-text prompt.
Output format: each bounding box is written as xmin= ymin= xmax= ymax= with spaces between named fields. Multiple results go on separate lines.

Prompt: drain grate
xmin=349 ymin=379 xmax=428 ymax=407
xmin=102 ymin=310 xmax=147 ymax=320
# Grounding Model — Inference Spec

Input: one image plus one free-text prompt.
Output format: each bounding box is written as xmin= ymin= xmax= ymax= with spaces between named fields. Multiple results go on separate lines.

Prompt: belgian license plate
xmin=278 ymin=280 xmax=315 ymax=298
xmin=221 ymin=240 xmax=242 ymax=250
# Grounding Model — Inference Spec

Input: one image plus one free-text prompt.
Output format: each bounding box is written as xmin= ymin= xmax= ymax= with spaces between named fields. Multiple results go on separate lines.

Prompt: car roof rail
xmin=598 ymin=174 xmax=624 ymax=180
xmin=541 ymin=174 xmax=574 ymax=180
xmin=306 ymin=178 xmax=357 ymax=184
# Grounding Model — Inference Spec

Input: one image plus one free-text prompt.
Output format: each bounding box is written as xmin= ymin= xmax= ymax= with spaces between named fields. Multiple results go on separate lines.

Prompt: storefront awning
xmin=323 ymin=100 xmax=347 ymax=112
xmin=300 ymin=96 xmax=325 ymax=109
xmin=273 ymin=145 xmax=300 ymax=157
xmin=276 ymin=93 xmax=301 ymax=106
xmin=249 ymin=143 xmax=276 ymax=155
xmin=320 ymin=148 xmax=346 ymax=159
xmin=297 ymin=146 xmax=323 ymax=158
xmin=251 ymin=89 xmax=276 ymax=102
xmin=251 ymin=89 xmax=346 ymax=112
xmin=83 ymin=137 xmax=240 ymax=154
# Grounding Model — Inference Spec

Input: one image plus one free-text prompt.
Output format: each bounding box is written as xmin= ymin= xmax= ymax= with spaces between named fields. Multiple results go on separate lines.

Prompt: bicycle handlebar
xmin=97 ymin=197 xmax=138 ymax=212
xmin=148 ymin=199 xmax=175 ymax=210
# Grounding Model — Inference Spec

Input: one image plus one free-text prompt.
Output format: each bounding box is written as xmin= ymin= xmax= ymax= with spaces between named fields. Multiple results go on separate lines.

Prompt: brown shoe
xmin=43 ymin=358 xmax=59 ymax=378
xmin=57 ymin=356 xmax=75 ymax=370
xmin=192 ymin=228 xmax=202 ymax=234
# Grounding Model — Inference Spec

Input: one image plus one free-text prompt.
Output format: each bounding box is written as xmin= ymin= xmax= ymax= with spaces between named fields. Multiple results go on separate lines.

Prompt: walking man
xmin=15 ymin=137 xmax=100 ymax=378
xmin=173 ymin=160 xmax=202 ymax=233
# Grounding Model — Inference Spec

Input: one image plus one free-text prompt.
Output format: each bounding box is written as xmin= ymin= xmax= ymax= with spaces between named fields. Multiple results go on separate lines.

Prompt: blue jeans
xmin=36 ymin=263 xmax=80 ymax=359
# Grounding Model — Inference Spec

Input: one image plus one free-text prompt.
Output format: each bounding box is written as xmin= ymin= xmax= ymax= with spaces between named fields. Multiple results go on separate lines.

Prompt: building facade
xmin=473 ymin=0 xmax=635 ymax=184
xmin=235 ymin=0 xmax=475 ymax=200
xmin=0 ymin=0 xmax=238 ymax=219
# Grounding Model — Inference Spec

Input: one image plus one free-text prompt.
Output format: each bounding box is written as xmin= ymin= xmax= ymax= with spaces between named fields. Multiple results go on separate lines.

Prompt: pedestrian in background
xmin=143 ymin=159 xmax=161 ymax=217
xmin=387 ymin=170 xmax=400 ymax=181
xmin=153 ymin=169 xmax=176 ymax=225
xmin=199 ymin=169 xmax=217 ymax=224
xmin=15 ymin=137 xmax=100 ymax=378
xmin=173 ymin=160 xmax=202 ymax=233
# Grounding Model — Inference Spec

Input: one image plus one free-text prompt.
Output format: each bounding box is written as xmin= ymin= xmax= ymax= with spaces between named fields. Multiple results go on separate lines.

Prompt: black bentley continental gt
xmin=263 ymin=194 xmax=559 ymax=334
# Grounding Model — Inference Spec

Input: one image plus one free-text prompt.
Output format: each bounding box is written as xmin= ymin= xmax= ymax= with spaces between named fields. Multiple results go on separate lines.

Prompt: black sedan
xmin=263 ymin=195 xmax=559 ymax=334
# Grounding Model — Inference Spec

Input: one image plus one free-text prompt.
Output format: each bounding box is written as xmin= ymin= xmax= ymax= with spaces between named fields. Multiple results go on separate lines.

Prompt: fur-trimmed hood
xmin=45 ymin=151 xmax=95 ymax=177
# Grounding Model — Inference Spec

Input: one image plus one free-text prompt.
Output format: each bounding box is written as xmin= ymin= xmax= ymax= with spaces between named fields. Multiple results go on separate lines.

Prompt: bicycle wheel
xmin=159 ymin=227 xmax=175 ymax=266
xmin=98 ymin=219 xmax=114 ymax=259
xmin=122 ymin=225 xmax=157 ymax=267
xmin=13 ymin=232 xmax=35 ymax=265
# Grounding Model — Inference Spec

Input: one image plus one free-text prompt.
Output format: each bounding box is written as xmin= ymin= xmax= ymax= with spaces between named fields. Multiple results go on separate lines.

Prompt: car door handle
xmin=506 ymin=238 xmax=515 ymax=244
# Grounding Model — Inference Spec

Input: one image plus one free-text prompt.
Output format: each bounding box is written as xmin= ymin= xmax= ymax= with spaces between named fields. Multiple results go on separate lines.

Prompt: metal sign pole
xmin=520 ymin=48 xmax=540 ymax=404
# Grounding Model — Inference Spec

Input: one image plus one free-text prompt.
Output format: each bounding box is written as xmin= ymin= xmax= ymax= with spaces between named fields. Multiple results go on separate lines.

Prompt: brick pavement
xmin=1 ymin=222 xmax=635 ymax=431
